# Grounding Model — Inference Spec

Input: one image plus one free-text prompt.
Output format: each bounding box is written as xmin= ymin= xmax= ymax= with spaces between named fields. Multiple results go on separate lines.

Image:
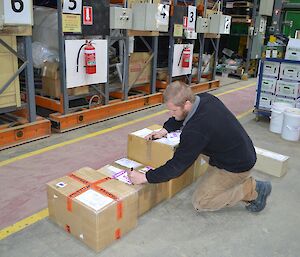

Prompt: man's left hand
xmin=127 ymin=169 xmax=148 ymax=185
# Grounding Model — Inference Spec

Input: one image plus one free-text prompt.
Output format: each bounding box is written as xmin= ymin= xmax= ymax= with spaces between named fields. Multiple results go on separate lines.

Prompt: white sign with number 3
xmin=3 ymin=0 xmax=33 ymax=25
xmin=63 ymin=0 xmax=82 ymax=14
xmin=187 ymin=5 xmax=196 ymax=31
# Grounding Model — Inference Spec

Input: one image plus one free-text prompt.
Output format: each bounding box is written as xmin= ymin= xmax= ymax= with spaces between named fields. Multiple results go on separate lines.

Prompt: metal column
xmin=57 ymin=0 xmax=69 ymax=114
xmin=151 ymin=36 xmax=158 ymax=94
xmin=24 ymin=36 xmax=36 ymax=122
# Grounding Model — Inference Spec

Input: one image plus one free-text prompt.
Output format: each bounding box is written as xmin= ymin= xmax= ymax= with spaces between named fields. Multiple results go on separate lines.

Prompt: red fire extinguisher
xmin=76 ymin=40 xmax=96 ymax=74
xmin=178 ymin=47 xmax=191 ymax=68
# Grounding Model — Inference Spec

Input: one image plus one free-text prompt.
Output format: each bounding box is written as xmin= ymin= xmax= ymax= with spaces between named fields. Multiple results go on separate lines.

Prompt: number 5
xmin=11 ymin=0 xmax=24 ymax=13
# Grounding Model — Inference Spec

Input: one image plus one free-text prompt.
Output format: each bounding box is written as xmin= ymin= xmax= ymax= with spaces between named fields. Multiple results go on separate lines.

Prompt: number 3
xmin=11 ymin=0 xmax=24 ymax=13
xmin=189 ymin=11 xmax=194 ymax=23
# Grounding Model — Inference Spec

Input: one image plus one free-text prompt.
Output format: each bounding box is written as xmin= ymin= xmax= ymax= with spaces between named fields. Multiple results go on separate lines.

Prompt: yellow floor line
xmin=216 ymin=82 xmax=256 ymax=97
xmin=0 ymin=106 xmax=255 ymax=241
xmin=0 ymin=82 xmax=256 ymax=168
xmin=0 ymin=209 xmax=49 ymax=240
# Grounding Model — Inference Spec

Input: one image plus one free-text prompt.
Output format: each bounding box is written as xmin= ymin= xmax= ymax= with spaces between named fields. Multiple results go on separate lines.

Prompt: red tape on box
xmin=66 ymin=172 xmax=123 ymax=235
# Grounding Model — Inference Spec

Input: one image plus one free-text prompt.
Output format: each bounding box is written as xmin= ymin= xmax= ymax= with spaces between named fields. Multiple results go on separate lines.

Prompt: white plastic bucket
xmin=281 ymin=108 xmax=300 ymax=141
xmin=269 ymin=102 xmax=293 ymax=134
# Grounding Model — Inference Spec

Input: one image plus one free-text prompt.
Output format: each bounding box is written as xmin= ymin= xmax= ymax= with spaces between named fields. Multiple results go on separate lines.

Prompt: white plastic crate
xmin=263 ymin=61 xmax=280 ymax=77
xmin=274 ymin=95 xmax=300 ymax=107
xmin=259 ymin=77 xmax=277 ymax=93
xmin=279 ymin=63 xmax=300 ymax=81
xmin=276 ymin=80 xmax=300 ymax=98
xmin=256 ymin=92 xmax=275 ymax=109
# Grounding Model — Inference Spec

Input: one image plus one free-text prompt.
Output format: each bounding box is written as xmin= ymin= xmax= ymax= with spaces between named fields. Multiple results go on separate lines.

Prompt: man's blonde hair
xmin=163 ymin=81 xmax=196 ymax=106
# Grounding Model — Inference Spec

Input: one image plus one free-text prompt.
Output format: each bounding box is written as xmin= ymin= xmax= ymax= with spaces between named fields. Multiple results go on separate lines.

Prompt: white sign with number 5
xmin=2 ymin=0 xmax=33 ymax=25
xmin=63 ymin=0 xmax=82 ymax=14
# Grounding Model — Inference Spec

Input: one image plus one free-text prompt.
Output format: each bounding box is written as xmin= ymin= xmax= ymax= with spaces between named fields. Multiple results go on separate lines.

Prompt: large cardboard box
xmin=47 ymin=167 xmax=138 ymax=252
xmin=127 ymin=125 xmax=198 ymax=198
xmin=42 ymin=61 xmax=61 ymax=98
xmin=97 ymin=158 xmax=168 ymax=216
xmin=129 ymin=52 xmax=151 ymax=86
xmin=42 ymin=61 xmax=89 ymax=98
xmin=254 ymin=147 xmax=289 ymax=177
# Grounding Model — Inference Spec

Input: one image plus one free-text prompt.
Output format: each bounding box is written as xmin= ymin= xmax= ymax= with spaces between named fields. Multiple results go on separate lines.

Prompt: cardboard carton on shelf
xmin=47 ymin=167 xmax=138 ymax=252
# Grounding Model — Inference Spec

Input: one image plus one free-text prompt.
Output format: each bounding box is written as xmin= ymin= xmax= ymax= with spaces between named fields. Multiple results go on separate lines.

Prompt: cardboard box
xmin=47 ymin=167 xmax=138 ymax=252
xmin=97 ymin=160 xmax=168 ymax=216
xmin=127 ymin=125 xmax=196 ymax=198
xmin=42 ymin=61 xmax=61 ymax=98
xmin=254 ymin=147 xmax=289 ymax=177
xmin=42 ymin=61 xmax=89 ymax=98
xmin=129 ymin=52 xmax=151 ymax=86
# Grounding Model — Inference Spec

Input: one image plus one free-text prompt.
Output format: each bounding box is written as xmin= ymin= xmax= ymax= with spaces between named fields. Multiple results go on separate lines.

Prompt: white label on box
xmin=131 ymin=128 xmax=153 ymax=138
xmin=255 ymin=147 xmax=289 ymax=161
xmin=200 ymin=158 xmax=206 ymax=165
xmin=115 ymin=158 xmax=142 ymax=169
xmin=107 ymin=165 xmax=123 ymax=175
xmin=76 ymin=189 xmax=113 ymax=211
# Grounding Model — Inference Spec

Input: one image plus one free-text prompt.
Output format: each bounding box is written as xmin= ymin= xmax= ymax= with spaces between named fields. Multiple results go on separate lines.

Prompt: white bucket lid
xmin=284 ymin=107 xmax=300 ymax=117
xmin=272 ymin=101 xmax=293 ymax=111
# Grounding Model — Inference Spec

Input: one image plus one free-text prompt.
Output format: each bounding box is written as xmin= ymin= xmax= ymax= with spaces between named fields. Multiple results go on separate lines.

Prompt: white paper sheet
xmin=115 ymin=158 xmax=142 ymax=169
xmin=131 ymin=128 xmax=153 ymax=138
xmin=107 ymin=165 xmax=123 ymax=175
xmin=76 ymin=189 xmax=113 ymax=211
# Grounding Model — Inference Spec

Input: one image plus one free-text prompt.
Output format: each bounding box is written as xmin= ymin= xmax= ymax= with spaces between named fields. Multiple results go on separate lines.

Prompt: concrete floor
xmin=1 ymin=76 xmax=300 ymax=257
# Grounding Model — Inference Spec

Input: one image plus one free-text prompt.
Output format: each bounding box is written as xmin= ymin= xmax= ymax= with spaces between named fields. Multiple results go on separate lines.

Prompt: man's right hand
xmin=144 ymin=128 xmax=168 ymax=140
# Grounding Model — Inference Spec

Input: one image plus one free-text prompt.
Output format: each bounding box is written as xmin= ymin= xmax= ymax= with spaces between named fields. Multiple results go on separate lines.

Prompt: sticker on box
xmin=112 ymin=170 xmax=132 ymax=185
xmin=56 ymin=182 xmax=67 ymax=188
xmin=75 ymin=189 xmax=114 ymax=211
xmin=115 ymin=158 xmax=142 ymax=169
xmin=139 ymin=166 xmax=153 ymax=174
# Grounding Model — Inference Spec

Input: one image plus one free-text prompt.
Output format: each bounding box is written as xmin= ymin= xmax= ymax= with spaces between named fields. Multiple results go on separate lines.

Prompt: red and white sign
xmin=83 ymin=6 xmax=93 ymax=25
xmin=183 ymin=16 xmax=188 ymax=29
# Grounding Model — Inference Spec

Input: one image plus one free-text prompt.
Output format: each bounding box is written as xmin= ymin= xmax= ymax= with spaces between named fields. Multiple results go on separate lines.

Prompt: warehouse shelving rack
xmin=0 ymin=26 xmax=51 ymax=149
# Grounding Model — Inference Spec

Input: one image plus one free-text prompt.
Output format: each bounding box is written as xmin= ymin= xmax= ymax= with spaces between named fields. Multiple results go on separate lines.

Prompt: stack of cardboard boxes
xmin=47 ymin=124 xmax=209 ymax=252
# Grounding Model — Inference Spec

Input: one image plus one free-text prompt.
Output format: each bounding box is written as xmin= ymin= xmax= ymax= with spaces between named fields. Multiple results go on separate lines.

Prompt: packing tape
xmin=67 ymin=173 xmax=123 ymax=222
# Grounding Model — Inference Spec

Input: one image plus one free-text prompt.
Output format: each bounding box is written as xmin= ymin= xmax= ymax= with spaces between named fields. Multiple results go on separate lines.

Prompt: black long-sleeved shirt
xmin=146 ymin=93 xmax=257 ymax=183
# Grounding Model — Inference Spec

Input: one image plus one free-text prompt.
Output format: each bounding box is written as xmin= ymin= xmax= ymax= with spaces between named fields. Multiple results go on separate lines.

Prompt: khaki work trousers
xmin=192 ymin=163 xmax=258 ymax=212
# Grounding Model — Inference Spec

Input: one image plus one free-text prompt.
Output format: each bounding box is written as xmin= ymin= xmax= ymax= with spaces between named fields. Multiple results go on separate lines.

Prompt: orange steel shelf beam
xmin=35 ymin=95 xmax=63 ymax=113
xmin=0 ymin=117 xmax=51 ymax=150
xmin=48 ymin=80 xmax=220 ymax=132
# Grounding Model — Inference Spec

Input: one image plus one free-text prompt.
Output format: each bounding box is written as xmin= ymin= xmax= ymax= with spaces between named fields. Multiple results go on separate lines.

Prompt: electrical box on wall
xmin=110 ymin=7 xmax=132 ymax=29
xmin=196 ymin=17 xmax=209 ymax=33
xmin=208 ymin=14 xmax=231 ymax=34
xmin=132 ymin=3 xmax=169 ymax=32
xmin=81 ymin=0 xmax=110 ymax=36
xmin=0 ymin=0 xmax=33 ymax=27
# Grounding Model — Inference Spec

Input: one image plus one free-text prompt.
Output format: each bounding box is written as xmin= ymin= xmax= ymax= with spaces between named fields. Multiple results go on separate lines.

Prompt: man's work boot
xmin=246 ymin=180 xmax=272 ymax=212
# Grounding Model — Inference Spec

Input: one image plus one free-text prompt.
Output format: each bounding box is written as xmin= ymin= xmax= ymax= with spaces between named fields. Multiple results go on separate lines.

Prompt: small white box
xmin=132 ymin=3 xmax=169 ymax=32
xmin=256 ymin=92 xmax=275 ymax=109
xmin=196 ymin=17 xmax=209 ymax=33
xmin=208 ymin=14 xmax=231 ymax=34
xmin=254 ymin=147 xmax=289 ymax=177
xmin=279 ymin=62 xmax=300 ymax=81
xmin=259 ymin=77 xmax=277 ymax=93
xmin=276 ymin=80 xmax=300 ymax=98
xmin=110 ymin=7 xmax=133 ymax=29
xmin=274 ymin=95 xmax=300 ymax=107
xmin=263 ymin=61 xmax=280 ymax=77
xmin=285 ymin=39 xmax=300 ymax=61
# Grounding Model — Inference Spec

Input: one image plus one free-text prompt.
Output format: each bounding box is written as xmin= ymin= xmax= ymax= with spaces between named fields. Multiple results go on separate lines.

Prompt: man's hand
xmin=144 ymin=128 xmax=168 ymax=141
xmin=127 ymin=169 xmax=148 ymax=185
